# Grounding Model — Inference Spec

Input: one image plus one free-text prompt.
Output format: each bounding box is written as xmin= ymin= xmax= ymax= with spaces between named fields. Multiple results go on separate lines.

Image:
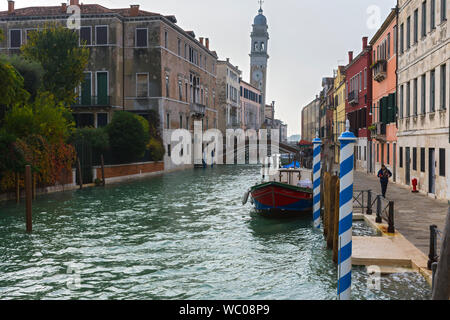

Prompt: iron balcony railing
xmin=73 ymin=96 xmax=111 ymax=107
xmin=373 ymin=60 xmax=387 ymax=82
xmin=348 ymin=91 xmax=359 ymax=105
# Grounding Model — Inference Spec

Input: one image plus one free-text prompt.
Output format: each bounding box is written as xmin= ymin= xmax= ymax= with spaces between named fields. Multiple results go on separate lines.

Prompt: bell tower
xmin=250 ymin=0 xmax=269 ymax=127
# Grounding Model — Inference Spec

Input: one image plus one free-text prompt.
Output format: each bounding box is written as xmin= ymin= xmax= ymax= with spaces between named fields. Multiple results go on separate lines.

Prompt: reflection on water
xmin=0 ymin=166 xmax=430 ymax=300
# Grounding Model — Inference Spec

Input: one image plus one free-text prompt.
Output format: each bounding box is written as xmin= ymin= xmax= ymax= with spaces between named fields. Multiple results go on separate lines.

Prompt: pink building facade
xmin=369 ymin=9 xmax=398 ymax=179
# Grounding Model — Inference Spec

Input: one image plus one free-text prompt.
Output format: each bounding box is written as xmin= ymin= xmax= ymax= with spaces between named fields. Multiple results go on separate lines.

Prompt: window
xmin=164 ymin=30 xmax=168 ymax=48
xmin=413 ymin=148 xmax=417 ymax=171
xmin=399 ymin=147 xmax=403 ymax=168
xmin=186 ymin=116 xmax=189 ymax=130
xmin=413 ymin=78 xmax=418 ymax=115
xmin=136 ymin=73 xmax=149 ymax=97
xmin=165 ymin=75 xmax=170 ymax=98
xmin=96 ymin=26 xmax=108 ymax=45
xmin=414 ymin=9 xmax=419 ymax=44
xmin=184 ymin=43 xmax=187 ymax=59
xmin=9 ymin=29 xmax=21 ymax=48
xmin=407 ymin=16 xmax=411 ymax=49
xmin=431 ymin=0 xmax=436 ymax=29
xmin=441 ymin=64 xmax=446 ymax=110
xmin=421 ymin=148 xmax=426 ymax=172
xmin=80 ymin=26 xmax=91 ymax=45
xmin=430 ymin=69 xmax=435 ymax=112
xmin=442 ymin=0 xmax=447 ymax=22
xmin=178 ymin=80 xmax=183 ymax=101
xmin=422 ymin=1 xmax=427 ymax=37
xmin=393 ymin=25 xmax=398 ymax=53
xmin=406 ymin=82 xmax=411 ymax=117
xmin=400 ymin=23 xmax=404 ymax=54
xmin=177 ymin=39 xmax=181 ymax=55
xmin=364 ymin=68 xmax=367 ymax=89
xmin=421 ymin=74 xmax=426 ymax=113
xmin=166 ymin=113 xmax=170 ymax=129
xmin=439 ymin=148 xmax=445 ymax=176
xmin=136 ymin=28 xmax=148 ymax=47
xmin=167 ymin=144 xmax=171 ymax=157
xmin=97 ymin=113 xmax=108 ymax=128
xmin=387 ymin=33 xmax=391 ymax=58
xmin=400 ymin=85 xmax=404 ymax=118
xmin=179 ymin=115 xmax=183 ymax=129
xmin=387 ymin=143 xmax=390 ymax=165
xmin=377 ymin=144 xmax=380 ymax=162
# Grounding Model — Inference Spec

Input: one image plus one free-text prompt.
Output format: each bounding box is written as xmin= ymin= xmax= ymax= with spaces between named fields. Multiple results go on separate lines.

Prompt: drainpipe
xmin=395 ymin=3 xmax=399 ymax=129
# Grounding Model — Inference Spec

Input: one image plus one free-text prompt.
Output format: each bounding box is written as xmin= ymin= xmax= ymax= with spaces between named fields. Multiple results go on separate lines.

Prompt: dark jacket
xmin=377 ymin=168 xmax=392 ymax=184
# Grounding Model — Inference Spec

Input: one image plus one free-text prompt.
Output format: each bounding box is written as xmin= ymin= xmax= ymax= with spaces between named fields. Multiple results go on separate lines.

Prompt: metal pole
xmin=77 ymin=157 xmax=83 ymax=190
xmin=312 ymin=133 xmax=322 ymax=229
xmin=428 ymin=225 xmax=438 ymax=270
xmin=25 ymin=165 xmax=32 ymax=233
xmin=337 ymin=120 xmax=356 ymax=300
xmin=376 ymin=195 xmax=382 ymax=223
xmin=366 ymin=190 xmax=372 ymax=215
xmin=388 ymin=201 xmax=395 ymax=233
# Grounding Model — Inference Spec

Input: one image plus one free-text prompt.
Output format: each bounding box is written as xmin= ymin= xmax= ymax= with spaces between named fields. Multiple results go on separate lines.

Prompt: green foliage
xmin=3 ymin=92 xmax=74 ymax=144
xmin=0 ymin=54 xmax=44 ymax=100
xmin=133 ymin=114 xmax=151 ymax=146
xmin=148 ymin=137 xmax=165 ymax=161
xmin=70 ymin=127 xmax=110 ymax=153
xmin=21 ymin=24 xmax=89 ymax=105
xmin=0 ymin=58 xmax=30 ymax=108
xmin=0 ymin=130 xmax=26 ymax=177
xmin=106 ymin=111 xmax=147 ymax=163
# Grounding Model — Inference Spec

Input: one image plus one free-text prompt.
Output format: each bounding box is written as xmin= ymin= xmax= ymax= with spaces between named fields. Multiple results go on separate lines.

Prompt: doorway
xmin=429 ymin=148 xmax=436 ymax=194
xmin=405 ymin=147 xmax=410 ymax=185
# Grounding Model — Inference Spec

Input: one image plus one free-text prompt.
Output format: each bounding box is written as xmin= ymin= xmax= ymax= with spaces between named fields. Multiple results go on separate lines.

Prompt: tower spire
xmin=258 ymin=0 xmax=264 ymax=12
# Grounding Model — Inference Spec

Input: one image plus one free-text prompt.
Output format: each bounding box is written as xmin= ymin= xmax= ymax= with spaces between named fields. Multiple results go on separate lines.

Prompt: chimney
xmin=362 ymin=36 xmax=368 ymax=50
xmin=348 ymin=51 xmax=353 ymax=63
xmin=205 ymin=38 xmax=209 ymax=50
xmin=62 ymin=3 xmax=67 ymax=12
xmin=130 ymin=5 xmax=139 ymax=16
xmin=8 ymin=1 xmax=14 ymax=15
xmin=199 ymin=37 xmax=204 ymax=45
xmin=226 ymin=58 xmax=229 ymax=63
xmin=69 ymin=0 xmax=79 ymax=6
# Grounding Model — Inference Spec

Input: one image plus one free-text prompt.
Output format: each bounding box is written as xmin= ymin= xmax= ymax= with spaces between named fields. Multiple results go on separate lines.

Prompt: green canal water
xmin=0 ymin=166 xmax=431 ymax=300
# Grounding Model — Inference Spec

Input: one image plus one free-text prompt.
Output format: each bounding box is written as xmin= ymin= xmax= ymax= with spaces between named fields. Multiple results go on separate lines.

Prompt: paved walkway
xmin=354 ymin=170 xmax=449 ymax=255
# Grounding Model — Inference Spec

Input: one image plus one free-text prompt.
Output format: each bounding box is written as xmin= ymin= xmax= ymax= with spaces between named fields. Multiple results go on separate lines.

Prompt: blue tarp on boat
xmin=283 ymin=161 xmax=300 ymax=168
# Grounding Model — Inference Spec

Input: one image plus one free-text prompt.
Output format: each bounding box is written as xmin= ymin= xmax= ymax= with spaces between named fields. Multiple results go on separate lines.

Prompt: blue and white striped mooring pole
xmin=312 ymin=133 xmax=322 ymax=229
xmin=337 ymin=120 xmax=357 ymax=300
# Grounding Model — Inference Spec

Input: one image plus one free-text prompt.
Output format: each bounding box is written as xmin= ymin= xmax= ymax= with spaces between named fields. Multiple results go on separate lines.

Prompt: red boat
xmin=244 ymin=181 xmax=313 ymax=218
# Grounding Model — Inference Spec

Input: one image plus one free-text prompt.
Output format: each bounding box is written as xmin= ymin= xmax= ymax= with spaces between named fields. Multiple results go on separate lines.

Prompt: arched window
xmin=254 ymin=42 xmax=258 ymax=51
xmin=261 ymin=42 xmax=265 ymax=51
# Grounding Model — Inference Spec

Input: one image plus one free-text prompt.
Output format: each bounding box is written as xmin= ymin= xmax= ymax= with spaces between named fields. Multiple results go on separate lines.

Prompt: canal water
xmin=0 ymin=166 xmax=431 ymax=300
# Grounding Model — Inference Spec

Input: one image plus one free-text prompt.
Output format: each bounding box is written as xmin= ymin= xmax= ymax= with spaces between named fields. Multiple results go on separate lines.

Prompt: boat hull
xmin=250 ymin=182 xmax=313 ymax=218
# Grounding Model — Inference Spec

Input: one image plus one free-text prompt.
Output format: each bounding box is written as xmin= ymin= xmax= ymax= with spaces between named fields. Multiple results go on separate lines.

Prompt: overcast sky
xmin=1 ymin=0 xmax=396 ymax=136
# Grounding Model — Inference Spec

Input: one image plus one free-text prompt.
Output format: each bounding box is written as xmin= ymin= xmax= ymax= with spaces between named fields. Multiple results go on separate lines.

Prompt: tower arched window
xmin=261 ymin=42 xmax=265 ymax=51
xmin=254 ymin=42 xmax=259 ymax=51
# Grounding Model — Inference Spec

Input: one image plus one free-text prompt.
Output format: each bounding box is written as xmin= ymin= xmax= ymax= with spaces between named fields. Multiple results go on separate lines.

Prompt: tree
xmin=0 ymin=54 xmax=44 ymax=101
xmin=21 ymin=24 xmax=89 ymax=105
xmin=107 ymin=111 xmax=147 ymax=163
xmin=3 ymin=91 xmax=75 ymax=144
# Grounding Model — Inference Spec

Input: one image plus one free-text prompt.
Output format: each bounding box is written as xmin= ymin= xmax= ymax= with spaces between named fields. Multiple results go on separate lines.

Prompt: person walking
xmin=377 ymin=165 xmax=392 ymax=198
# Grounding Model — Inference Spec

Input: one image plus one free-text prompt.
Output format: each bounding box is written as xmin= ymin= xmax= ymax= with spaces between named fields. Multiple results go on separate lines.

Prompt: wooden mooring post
xmin=432 ymin=208 xmax=450 ymax=300
xmin=327 ymin=176 xmax=338 ymax=249
xmin=77 ymin=157 xmax=83 ymax=189
xmin=25 ymin=165 xmax=32 ymax=233
xmin=101 ymin=154 xmax=106 ymax=186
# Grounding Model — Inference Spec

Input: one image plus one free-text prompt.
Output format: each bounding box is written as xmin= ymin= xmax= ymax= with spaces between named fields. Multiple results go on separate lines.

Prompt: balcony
xmin=73 ymin=96 xmax=111 ymax=107
xmin=190 ymin=102 xmax=206 ymax=118
xmin=348 ymin=91 xmax=359 ymax=105
xmin=370 ymin=122 xmax=386 ymax=142
xmin=373 ymin=60 xmax=387 ymax=82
